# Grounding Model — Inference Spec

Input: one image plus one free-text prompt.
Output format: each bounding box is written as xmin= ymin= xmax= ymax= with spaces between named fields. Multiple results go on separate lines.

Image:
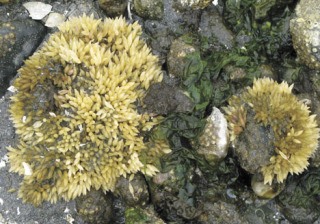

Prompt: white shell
xmin=23 ymin=2 xmax=52 ymax=20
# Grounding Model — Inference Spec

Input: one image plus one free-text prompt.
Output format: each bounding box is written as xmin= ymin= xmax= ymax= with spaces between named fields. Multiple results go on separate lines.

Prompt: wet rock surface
xmin=0 ymin=19 xmax=46 ymax=96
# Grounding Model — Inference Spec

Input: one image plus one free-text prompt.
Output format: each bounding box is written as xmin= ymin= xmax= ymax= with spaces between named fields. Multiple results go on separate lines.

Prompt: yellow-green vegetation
xmin=224 ymin=78 xmax=319 ymax=184
xmin=8 ymin=15 xmax=170 ymax=206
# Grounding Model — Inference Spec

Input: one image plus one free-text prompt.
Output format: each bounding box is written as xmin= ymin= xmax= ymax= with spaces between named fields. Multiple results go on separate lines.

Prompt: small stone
xmin=251 ymin=173 xmax=284 ymax=199
xmin=98 ymin=0 xmax=127 ymax=17
xmin=167 ymin=37 xmax=198 ymax=77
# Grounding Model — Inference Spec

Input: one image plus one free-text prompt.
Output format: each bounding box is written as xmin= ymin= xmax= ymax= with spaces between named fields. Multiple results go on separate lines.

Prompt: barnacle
xmin=7 ymin=15 xmax=170 ymax=206
xmin=224 ymin=78 xmax=319 ymax=184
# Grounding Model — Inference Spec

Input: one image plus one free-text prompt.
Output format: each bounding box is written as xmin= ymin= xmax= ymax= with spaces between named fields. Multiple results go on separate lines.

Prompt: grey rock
xmin=98 ymin=0 xmax=127 ymax=17
xmin=199 ymin=6 xmax=235 ymax=50
xmin=0 ymin=19 xmax=46 ymax=96
xmin=133 ymin=0 xmax=164 ymax=20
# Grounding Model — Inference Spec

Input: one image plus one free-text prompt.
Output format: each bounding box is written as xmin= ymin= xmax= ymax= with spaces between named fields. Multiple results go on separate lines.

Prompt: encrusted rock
xmin=75 ymin=190 xmax=113 ymax=224
xmin=143 ymin=82 xmax=195 ymax=114
xmin=167 ymin=37 xmax=198 ymax=77
xmin=290 ymin=0 xmax=320 ymax=69
xmin=114 ymin=173 xmax=150 ymax=207
xmin=98 ymin=0 xmax=127 ymax=17
xmin=173 ymin=0 xmax=212 ymax=10
xmin=195 ymin=107 xmax=229 ymax=167
xmin=133 ymin=0 xmax=164 ymax=20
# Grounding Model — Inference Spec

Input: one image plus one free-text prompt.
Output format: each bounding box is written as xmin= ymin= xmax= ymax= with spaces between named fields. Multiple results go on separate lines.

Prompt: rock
xmin=290 ymin=0 xmax=320 ymax=69
xmin=167 ymin=37 xmax=198 ymax=77
xmin=198 ymin=200 xmax=250 ymax=224
xmin=234 ymin=109 xmax=275 ymax=174
xmin=173 ymin=0 xmax=212 ymax=10
xmin=277 ymin=168 xmax=320 ymax=223
xmin=195 ymin=107 xmax=229 ymax=167
xmin=75 ymin=190 xmax=113 ymax=224
xmin=98 ymin=0 xmax=127 ymax=17
xmin=125 ymin=206 xmax=165 ymax=224
xmin=114 ymin=173 xmax=150 ymax=207
xmin=149 ymin=159 xmax=202 ymax=222
xmin=199 ymin=6 xmax=234 ymax=50
xmin=251 ymin=173 xmax=285 ymax=199
xmin=0 ymin=19 xmax=46 ymax=96
xmin=143 ymin=82 xmax=195 ymax=114
xmin=133 ymin=0 xmax=164 ymax=20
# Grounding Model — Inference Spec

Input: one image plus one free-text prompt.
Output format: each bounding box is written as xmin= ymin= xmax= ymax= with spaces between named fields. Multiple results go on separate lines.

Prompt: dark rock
xmin=199 ymin=6 xmax=235 ymax=50
xmin=0 ymin=19 xmax=46 ymax=96
xmin=133 ymin=0 xmax=164 ymax=20
xmin=235 ymin=109 xmax=275 ymax=174
xmin=277 ymin=168 xmax=320 ymax=223
xmin=98 ymin=0 xmax=127 ymax=17
xmin=143 ymin=82 xmax=194 ymax=115
xmin=114 ymin=173 xmax=150 ymax=207
xmin=167 ymin=37 xmax=198 ymax=77
xmin=75 ymin=190 xmax=113 ymax=224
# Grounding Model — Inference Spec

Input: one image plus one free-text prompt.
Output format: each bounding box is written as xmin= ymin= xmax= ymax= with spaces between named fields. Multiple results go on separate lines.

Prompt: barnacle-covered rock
xmin=7 ymin=15 xmax=170 ymax=206
xmin=290 ymin=0 xmax=320 ymax=69
xmin=224 ymin=78 xmax=319 ymax=184
xmin=173 ymin=0 xmax=212 ymax=10
xmin=75 ymin=190 xmax=113 ymax=224
xmin=114 ymin=173 xmax=149 ymax=207
xmin=98 ymin=0 xmax=127 ymax=17
xmin=133 ymin=0 xmax=164 ymax=20
xmin=195 ymin=107 xmax=229 ymax=167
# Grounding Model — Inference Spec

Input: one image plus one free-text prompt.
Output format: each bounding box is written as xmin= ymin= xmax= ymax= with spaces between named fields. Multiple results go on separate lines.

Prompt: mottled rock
xmin=234 ymin=109 xmax=275 ymax=174
xmin=143 ymin=82 xmax=194 ymax=114
xmin=149 ymin=160 xmax=202 ymax=222
xmin=277 ymin=168 xmax=320 ymax=223
xmin=125 ymin=206 xmax=165 ymax=224
xmin=167 ymin=37 xmax=198 ymax=77
xmin=198 ymin=200 xmax=249 ymax=224
xmin=114 ymin=173 xmax=150 ymax=207
xmin=195 ymin=107 xmax=229 ymax=167
xmin=199 ymin=6 xmax=234 ymax=49
xmin=75 ymin=190 xmax=113 ymax=224
xmin=0 ymin=19 xmax=46 ymax=96
xmin=290 ymin=0 xmax=320 ymax=69
xmin=133 ymin=0 xmax=164 ymax=20
xmin=173 ymin=0 xmax=212 ymax=10
xmin=98 ymin=0 xmax=127 ymax=17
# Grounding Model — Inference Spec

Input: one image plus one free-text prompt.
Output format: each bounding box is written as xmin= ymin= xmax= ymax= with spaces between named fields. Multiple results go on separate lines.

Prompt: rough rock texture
xmin=290 ymin=0 xmax=320 ymax=69
xmin=0 ymin=19 xmax=46 ymax=96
